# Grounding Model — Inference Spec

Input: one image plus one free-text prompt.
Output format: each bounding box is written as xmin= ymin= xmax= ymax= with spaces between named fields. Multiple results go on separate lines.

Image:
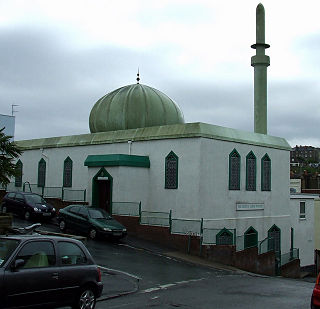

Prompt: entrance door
xmin=92 ymin=168 xmax=113 ymax=213
xmin=98 ymin=179 xmax=111 ymax=213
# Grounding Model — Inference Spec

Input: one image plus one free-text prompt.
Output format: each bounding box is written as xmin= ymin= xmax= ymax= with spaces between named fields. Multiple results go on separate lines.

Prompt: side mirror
xmin=11 ymin=259 xmax=25 ymax=271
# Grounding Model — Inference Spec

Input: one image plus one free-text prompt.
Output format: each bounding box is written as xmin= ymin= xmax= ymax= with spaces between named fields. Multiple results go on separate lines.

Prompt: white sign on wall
xmin=290 ymin=179 xmax=301 ymax=194
xmin=236 ymin=203 xmax=264 ymax=211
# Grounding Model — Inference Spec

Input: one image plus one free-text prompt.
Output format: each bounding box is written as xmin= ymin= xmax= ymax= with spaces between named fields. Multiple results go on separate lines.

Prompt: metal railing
xmin=112 ymin=202 xmax=141 ymax=217
xmin=140 ymin=210 xmax=171 ymax=227
xmin=280 ymin=248 xmax=299 ymax=266
xmin=258 ymin=236 xmax=274 ymax=254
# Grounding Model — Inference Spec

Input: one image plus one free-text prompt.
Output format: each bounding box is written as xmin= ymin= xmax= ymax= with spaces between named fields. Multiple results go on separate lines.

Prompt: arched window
xmin=165 ymin=151 xmax=178 ymax=189
xmin=216 ymin=228 xmax=234 ymax=245
xmin=244 ymin=226 xmax=258 ymax=249
xmin=38 ymin=158 xmax=46 ymax=187
xmin=268 ymin=225 xmax=281 ymax=254
xmin=15 ymin=160 xmax=23 ymax=187
xmin=261 ymin=154 xmax=271 ymax=191
xmin=63 ymin=157 xmax=73 ymax=188
xmin=229 ymin=149 xmax=240 ymax=190
xmin=246 ymin=151 xmax=256 ymax=191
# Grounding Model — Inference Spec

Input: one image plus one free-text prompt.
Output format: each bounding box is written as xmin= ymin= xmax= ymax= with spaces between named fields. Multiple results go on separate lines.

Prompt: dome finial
xmin=136 ymin=68 xmax=140 ymax=84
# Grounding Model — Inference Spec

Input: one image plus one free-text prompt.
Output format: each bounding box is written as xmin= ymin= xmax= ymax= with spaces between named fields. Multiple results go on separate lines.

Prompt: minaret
xmin=251 ymin=3 xmax=270 ymax=134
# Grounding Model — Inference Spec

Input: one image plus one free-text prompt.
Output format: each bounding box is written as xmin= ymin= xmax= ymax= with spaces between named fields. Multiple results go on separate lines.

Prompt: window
xmin=300 ymin=201 xmax=306 ymax=219
xmin=16 ymin=241 xmax=56 ymax=268
xmin=261 ymin=154 xmax=271 ymax=191
xmin=165 ymin=151 xmax=178 ymax=189
xmin=246 ymin=151 xmax=256 ymax=191
xmin=7 ymin=192 xmax=15 ymax=199
xmin=58 ymin=241 xmax=87 ymax=265
xmin=38 ymin=158 xmax=46 ymax=187
xmin=229 ymin=149 xmax=240 ymax=190
xmin=268 ymin=225 xmax=281 ymax=253
xmin=63 ymin=157 xmax=73 ymax=188
xmin=69 ymin=206 xmax=80 ymax=215
xmin=15 ymin=193 xmax=24 ymax=203
xmin=216 ymin=228 xmax=234 ymax=245
xmin=15 ymin=160 xmax=23 ymax=187
xmin=244 ymin=227 xmax=258 ymax=249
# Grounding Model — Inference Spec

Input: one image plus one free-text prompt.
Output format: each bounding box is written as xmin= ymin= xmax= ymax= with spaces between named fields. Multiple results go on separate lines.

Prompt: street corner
xmin=98 ymin=266 xmax=141 ymax=301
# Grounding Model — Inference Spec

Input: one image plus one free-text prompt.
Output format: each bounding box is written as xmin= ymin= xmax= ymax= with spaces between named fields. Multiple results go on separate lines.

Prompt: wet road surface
xmin=12 ymin=217 xmax=315 ymax=309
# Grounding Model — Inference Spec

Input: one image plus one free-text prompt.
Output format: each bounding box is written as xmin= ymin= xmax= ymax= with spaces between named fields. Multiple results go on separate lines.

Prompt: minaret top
xmin=251 ymin=3 xmax=270 ymax=50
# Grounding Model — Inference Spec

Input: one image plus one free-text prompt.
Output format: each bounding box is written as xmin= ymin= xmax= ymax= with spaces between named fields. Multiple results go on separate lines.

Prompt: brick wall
xmin=114 ymin=214 xmax=300 ymax=278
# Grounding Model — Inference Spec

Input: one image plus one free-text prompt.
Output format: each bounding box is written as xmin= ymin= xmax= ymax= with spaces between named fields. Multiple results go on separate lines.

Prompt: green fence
xmin=5 ymin=182 xmax=86 ymax=202
xmin=171 ymin=218 xmax=203 ymax=236
xmin=112 ymin=202 xmax=140 ymax=216
xmin=140 ymin=210 xmax=171 ymax=227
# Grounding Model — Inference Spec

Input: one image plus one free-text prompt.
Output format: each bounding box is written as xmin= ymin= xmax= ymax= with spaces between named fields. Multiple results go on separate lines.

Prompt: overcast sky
xmin=0 ymin=0 xmax=319 ymax=147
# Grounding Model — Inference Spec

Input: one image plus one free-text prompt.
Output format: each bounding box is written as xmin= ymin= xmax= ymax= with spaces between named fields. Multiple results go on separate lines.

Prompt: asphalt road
xmin=12 ymin=217 xmax=315 ymax=309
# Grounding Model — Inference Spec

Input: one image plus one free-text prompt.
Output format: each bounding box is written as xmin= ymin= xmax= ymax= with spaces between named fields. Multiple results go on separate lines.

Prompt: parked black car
xmin=58 ymin=205 xmax=127 ymax=240
xmin=0 ymin=234 xmax=103 ymax=309
xmin=1 ymin=192 xmax=56 ymax=221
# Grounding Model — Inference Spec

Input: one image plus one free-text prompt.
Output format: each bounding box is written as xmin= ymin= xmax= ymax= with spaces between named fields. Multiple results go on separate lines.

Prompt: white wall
xmin=290 ymin=195 xmax=316 ymax=266
xmin=17 ymin=136 xmax=291 ymax=253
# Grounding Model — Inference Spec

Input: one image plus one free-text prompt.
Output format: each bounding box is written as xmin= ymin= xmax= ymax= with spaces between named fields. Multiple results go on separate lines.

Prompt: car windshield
xmin=25 ymin=194 xmax=46 ymax=205
xmin=0 ymin=238 xmax=20 ymax=267
xmin=88 ymin=208 xmax=111 ymax=219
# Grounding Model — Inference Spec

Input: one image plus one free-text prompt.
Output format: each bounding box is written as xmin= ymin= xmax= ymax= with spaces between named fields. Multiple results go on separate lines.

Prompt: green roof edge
xmin=84 ymin=154 xmax=150 ymax=168
xmin=16 ymin=122 xmax=291 ymax=151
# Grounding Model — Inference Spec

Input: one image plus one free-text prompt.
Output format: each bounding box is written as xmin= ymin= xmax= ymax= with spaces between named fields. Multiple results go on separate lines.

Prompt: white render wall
xmin=290 ymin=195 xmax=316 ymax=266
xmin=17 ymin=136 xmax=291 ymax=252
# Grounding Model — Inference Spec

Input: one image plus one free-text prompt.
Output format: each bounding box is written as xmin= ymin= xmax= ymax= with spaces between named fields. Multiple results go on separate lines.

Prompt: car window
xmin=25 ymin=194 xmax=46 ymax=205
xmin=69 ymin=206 xmax=80 ymax=214
xmin=16 ymin=241 xmax=56 ymax=269
xmin=78 ymin=207 xmax=89 ymax=218
xmin=0 ymin=238 xmax=20 ymax=267
xmin=88 ymin=208 xmax=111 ymax=219
xmin=6 ymin=193 xmax=15 ymax=199
xmin=15 ymin=193 xmax=24 ymax=203
xmin=58 ymin=241 xmax=87 ymax=266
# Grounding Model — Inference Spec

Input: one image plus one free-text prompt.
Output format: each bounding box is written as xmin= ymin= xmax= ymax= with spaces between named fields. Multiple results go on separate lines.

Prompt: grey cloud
xmin=0 ymin=25 xmax=319 ymax=148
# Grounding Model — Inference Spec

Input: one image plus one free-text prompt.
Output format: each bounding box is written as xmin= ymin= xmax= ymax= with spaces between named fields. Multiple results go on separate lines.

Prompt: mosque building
xmin=13 ymin=4 xmax=293 ymax=257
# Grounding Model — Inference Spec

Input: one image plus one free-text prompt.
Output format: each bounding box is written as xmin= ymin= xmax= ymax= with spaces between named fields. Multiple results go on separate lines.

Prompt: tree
xmin=0 ymin=127 xmax=22 ymax=187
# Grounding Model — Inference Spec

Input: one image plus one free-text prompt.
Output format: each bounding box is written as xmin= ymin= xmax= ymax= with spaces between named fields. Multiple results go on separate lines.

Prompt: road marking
xmin=141 ymin=278 xmax=205 ymax=294
xmin=98 ymin=265 xmax=141 ymax=281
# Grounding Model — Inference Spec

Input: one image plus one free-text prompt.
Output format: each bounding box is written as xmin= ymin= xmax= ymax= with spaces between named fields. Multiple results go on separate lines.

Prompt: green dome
xmin=89 ymin=83 xmax=184 ymax=133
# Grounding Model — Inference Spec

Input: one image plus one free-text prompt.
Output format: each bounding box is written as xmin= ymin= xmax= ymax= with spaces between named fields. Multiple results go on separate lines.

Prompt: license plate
xmin=43 ymin=213 xmax=51 ymax=217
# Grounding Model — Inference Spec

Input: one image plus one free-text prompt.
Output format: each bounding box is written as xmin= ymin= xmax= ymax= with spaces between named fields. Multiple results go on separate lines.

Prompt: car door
xmin=14 ymin=193 xmax=26 ymax=217
xmin=56 ymin=240 xmax=91 ymax=300
xmin=77 ymin=207 xmax=90 ymax=233
xmin=67 ymin=206 xmax=85 ymax=232
xmin=3 ymin=240 xmax=60 ymax=308
xmin=3 ymin=193 xmax=18 ymax=215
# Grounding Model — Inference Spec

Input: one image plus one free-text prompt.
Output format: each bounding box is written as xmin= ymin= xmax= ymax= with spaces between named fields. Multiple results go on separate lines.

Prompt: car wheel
xmin=24 ymin=211 xmax=31 ymax=221
xmin=59 ymin=220 xmax=66 ymax=232
xmin=88 ymin=228 xmax=97 ymax=240
xmin=72 ymin=286 xmax=96 ymax=309
xmin=1 ymin=206 xmax=7 ymax=214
